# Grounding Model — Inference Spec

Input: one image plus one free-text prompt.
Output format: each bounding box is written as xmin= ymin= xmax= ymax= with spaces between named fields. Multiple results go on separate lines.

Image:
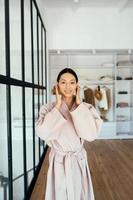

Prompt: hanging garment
xmin=105 ymin=86 xmax=111 ymax=109
xmin=97 ymin=86 xmax=111 ymax=110
xmin=36 ymin=101 xmax=103 ymax=200
xmin=84 ymin=87 xmax=95 ymax=107
xmin=95 ymin=86 xmax=111 ymax=121
xmin=94 ymin=86 xmax=102 ymax=101
xmin=98 ymin=88 xmax=108 ymax=110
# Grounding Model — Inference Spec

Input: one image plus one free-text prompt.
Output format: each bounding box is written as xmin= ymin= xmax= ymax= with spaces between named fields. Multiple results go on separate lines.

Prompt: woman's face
xmin=58 ymin=73 xmax=77 ymax=98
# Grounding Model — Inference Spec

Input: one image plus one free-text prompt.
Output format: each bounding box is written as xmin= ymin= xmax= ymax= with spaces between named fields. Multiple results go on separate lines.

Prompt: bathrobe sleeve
xmin=35 ymin=104 xmax=66 ymax=142
xmin=70 ymin=102 xmax=103 ymax=142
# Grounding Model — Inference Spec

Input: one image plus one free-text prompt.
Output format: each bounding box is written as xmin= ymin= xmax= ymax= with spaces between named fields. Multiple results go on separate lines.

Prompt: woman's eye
xmin=61 ymin=81 xmax=65 ymax=84
xmin=71 ymin=82 xmax=75 ymax=84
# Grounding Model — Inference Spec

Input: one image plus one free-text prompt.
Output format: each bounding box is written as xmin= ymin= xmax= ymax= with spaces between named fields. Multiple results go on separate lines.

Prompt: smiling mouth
xmin=64 ymin=91 xmax=72 ymax=94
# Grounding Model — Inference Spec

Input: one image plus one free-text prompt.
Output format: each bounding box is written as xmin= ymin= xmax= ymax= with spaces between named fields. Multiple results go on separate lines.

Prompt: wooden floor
xmin=30 ymin=139 xmax=133 ymax=200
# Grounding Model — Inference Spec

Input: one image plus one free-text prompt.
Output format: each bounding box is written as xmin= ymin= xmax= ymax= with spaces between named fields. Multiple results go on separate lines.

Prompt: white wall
xmin=36 ymin=3 xmax=133 ymax=49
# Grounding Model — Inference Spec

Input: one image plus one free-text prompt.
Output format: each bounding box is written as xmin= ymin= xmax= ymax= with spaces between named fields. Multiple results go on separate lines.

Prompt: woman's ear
xmin=51 ymin=85 xmax=56 ymax=95
xmin=76 ymin=84 xmax=79 ymax=90
xmin=73 ymin=85 xmax=77 ymax=96
xmin=56 ymin=83 xmax=61 ymax=94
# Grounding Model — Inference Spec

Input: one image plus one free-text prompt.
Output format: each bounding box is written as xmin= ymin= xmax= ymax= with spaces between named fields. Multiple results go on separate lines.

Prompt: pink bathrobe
xmin=36 ymin=101 xmax=103 ymax=200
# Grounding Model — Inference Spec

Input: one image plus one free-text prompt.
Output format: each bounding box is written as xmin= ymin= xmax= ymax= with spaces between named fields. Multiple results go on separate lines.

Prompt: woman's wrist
xmin=76 ymin=97 xmax=81 ymax=106
xmin=76 ymin=101 xmax=81 ymax=106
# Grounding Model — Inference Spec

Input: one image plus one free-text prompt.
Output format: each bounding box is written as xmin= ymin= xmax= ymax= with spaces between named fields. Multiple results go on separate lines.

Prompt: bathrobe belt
xmin=52 ymin=146 xmax=87 ymax=200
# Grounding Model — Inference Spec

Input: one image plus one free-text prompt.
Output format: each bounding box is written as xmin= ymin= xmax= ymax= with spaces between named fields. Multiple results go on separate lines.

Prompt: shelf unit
xmin=115 ymin=54 xmax=133 ymax=136
xmin=49 ymin=49 xmax=133 ymax=139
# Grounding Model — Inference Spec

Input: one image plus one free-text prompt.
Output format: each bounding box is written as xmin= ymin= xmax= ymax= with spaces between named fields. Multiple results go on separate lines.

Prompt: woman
xmin=36 ymin=68 xmax=103 ymax=200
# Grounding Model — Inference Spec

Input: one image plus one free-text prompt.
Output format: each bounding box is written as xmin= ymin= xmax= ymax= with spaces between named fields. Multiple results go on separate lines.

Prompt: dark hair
xmin=57 ymin=68 xmax=78 ymax=82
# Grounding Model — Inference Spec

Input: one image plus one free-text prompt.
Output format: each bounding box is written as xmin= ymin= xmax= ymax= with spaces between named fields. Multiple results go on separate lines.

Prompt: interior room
xmin=0 ymin=0 xmax=133 ymax=200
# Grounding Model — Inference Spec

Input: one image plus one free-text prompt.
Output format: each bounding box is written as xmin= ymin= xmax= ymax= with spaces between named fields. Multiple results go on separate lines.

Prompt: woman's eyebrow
xmin=60 ymin=79 xmax=76 ymax=81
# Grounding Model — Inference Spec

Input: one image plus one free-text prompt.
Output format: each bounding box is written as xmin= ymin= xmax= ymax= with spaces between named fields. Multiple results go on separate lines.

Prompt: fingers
xmin=55 ymin=84 xmax=58 ymax=94
xmin=55 ymin=84 xmax=61 ymax=96
xmin=76 ymin=85 xmax=81 ymax=105
xmin=55 ymin=84 xmax=62 ymax=99
xmin=76 ymin=85 xmax=80 ymax=93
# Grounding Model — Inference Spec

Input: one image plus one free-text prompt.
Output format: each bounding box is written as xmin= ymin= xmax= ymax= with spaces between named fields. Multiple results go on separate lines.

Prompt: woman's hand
xmin=55 ymin=84 xmax=62 ymax=110
xmin=75 ymin=85 xmax=81 ymax=106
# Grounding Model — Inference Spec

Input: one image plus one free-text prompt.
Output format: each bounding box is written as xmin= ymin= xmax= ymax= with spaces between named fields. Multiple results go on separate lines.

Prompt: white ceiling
xmin=41 ymin=0 xmax=133 ymax=8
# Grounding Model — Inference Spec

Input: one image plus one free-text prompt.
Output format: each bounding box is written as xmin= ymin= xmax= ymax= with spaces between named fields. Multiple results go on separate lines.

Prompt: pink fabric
xmin=36 ymin=101 xmax=103 ymax=200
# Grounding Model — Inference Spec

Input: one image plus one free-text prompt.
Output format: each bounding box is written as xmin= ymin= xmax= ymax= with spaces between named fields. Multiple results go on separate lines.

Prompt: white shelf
xmin=80 ymin=80 xmax=114 ymax=85
xmin=117 ymin=66 xmax=133 ymax=69
xmin=117 ymin=132 xmax=133 ymax=135
xmin=116 ymin=58 xmax=133 ymax=139
xmin=116 ymin=106 xmax=133 ymax=109
xmin=116 ymin=120 xmax=133 ymax=122
xmin=70 ymin=65 xmax=114 ymax=69
xmin=117 ymin=93 xmax=133 ymax=95
xmin=51 ymin=65 xmax=114 ymax=69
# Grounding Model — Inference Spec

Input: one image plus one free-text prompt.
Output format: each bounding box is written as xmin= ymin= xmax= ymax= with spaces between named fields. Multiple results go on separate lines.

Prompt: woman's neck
xmin=63 ymin=96 xmax=75 ymax=109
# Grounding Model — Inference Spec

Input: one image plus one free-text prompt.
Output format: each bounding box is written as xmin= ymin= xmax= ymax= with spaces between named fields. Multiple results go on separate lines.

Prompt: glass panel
xmin=10 ymin=0 xmax=22 ymax=80
xmin=11 ymin=86 xmax=24 ymax=179
xmin=33 ymin=4 xmax=38 ymax=84
xmin=42 ymin=89 xmax=45 ymax=105
xmin=40 ymin=89 xmax=45 ymax=156
xmin=25 ymin=88 xmax=33 ymax=171
xmin=0 ymin=0 xmax=6 ymax=75
xmin=35 ymin=88 xmax=39 ymax=166
xmin=0 ymin=85 xmax=9 ymax=199
xmin=40 ymin=140 xmax=44 ymax=156
xmin=13 ymin=177 xmax=24 ymax=200
xmin=39 ymin=19 xmax=42 ymax=85
xmin=27 ymin=169 xmax=33 ymax=186
xmin=25 ymin=0 xmax=32 ymax=82
xmin=0 ymin=184 xmax=9 ymax=200
xmin=43 ymin=30 xmax=46 ymax=86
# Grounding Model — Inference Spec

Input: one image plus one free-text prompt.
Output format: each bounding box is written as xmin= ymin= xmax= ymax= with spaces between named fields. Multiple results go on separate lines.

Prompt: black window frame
xmin=0 ymin=0 xmax=47 ymax=199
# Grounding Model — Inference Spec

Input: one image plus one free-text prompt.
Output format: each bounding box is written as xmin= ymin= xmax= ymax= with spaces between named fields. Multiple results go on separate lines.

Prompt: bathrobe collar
xmin=62 ymin=100 xmax=77 ymax=112
xmin=59 ymin=100 xmax=77 ymax=120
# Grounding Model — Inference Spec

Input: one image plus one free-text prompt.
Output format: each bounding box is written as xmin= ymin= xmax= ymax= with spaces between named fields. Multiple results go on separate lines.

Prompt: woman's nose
xmin=65 ymin=83 xmax=70 ymax=88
